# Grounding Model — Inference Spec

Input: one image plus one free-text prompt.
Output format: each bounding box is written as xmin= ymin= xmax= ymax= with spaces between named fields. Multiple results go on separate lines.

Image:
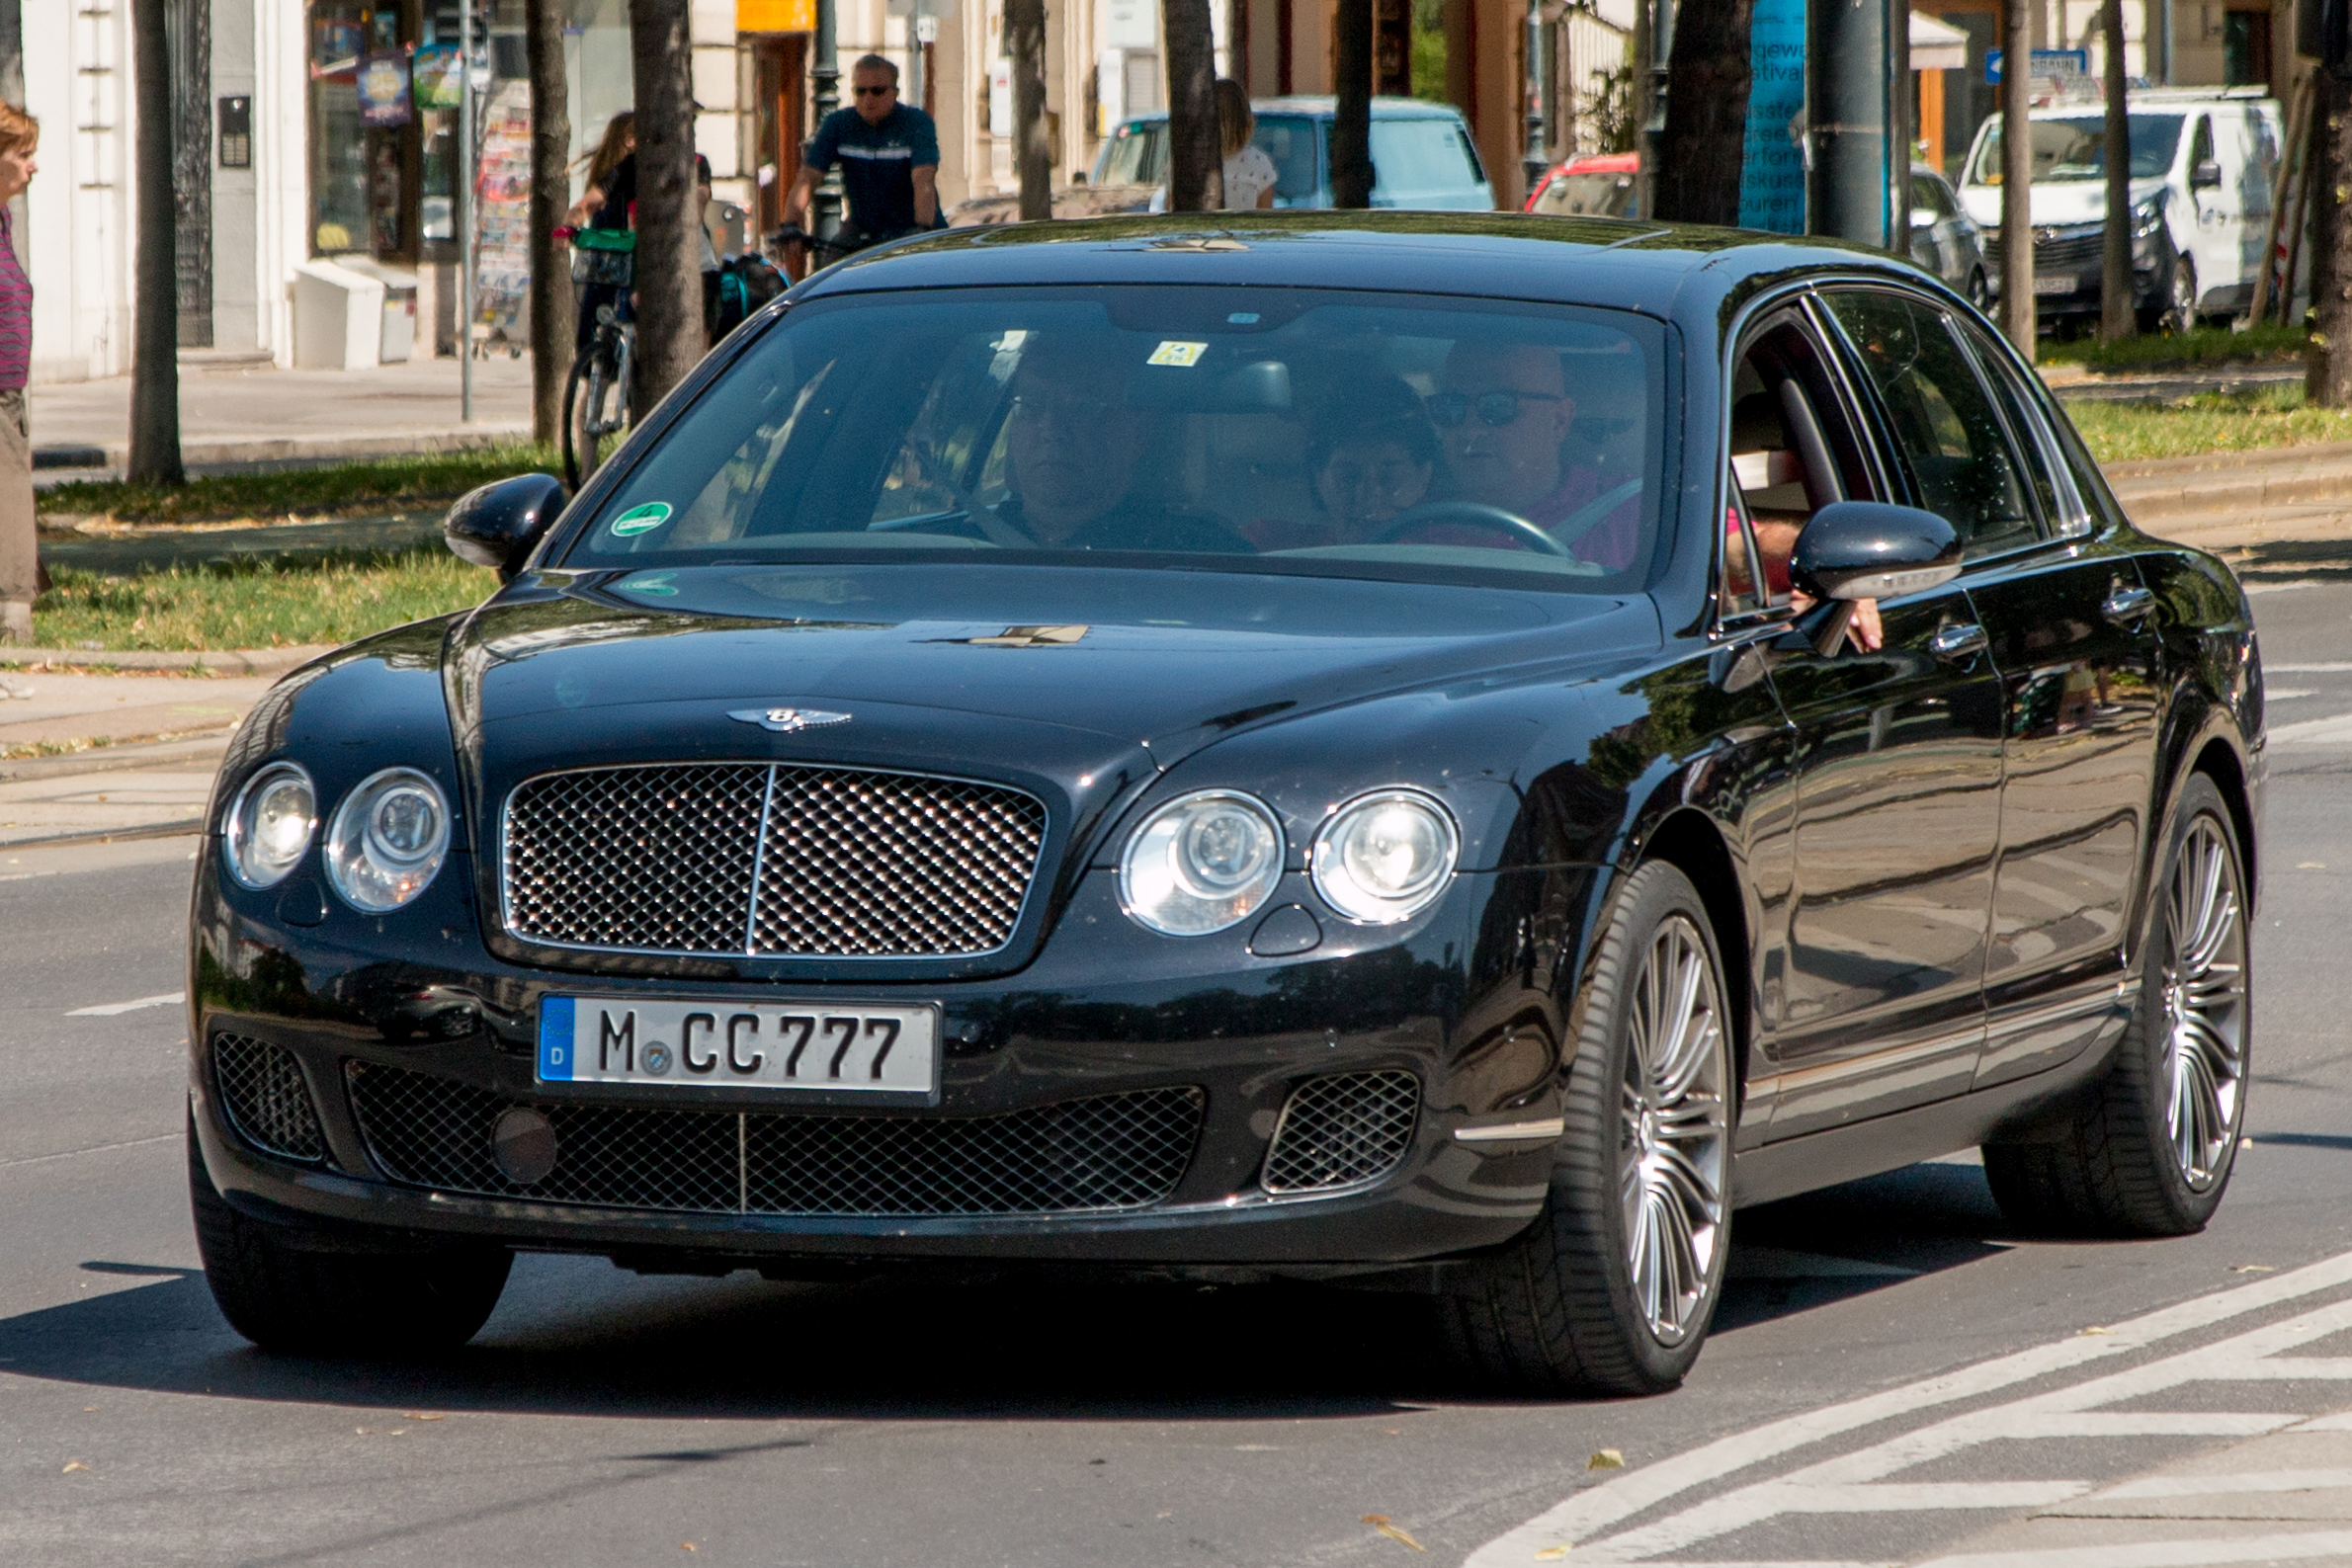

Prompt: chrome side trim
xmin=1454 ymin=1116 xmax=1567 ymax=1144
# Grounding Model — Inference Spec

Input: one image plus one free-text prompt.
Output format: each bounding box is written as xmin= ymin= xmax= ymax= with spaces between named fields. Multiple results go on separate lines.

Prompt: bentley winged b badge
xmin=728 ymin=706 xmax=852 ymax=734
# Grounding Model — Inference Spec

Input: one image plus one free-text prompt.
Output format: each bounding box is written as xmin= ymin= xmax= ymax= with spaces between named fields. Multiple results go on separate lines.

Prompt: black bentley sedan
xmin=189 ymin=212 xmax=2261 ymax=1395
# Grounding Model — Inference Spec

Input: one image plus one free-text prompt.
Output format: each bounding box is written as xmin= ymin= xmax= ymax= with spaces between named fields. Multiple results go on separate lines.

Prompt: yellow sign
xmin=736 ymin=0 xmax=813 ymax=32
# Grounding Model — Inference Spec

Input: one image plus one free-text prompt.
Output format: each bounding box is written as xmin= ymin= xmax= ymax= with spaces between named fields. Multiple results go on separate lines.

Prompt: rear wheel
xmin=1442 ymin=862 xmax=1734 ymax=1395
xmin=189 ymin=1114 xmax=510 ymax=1355
xmin=1983 ymin=774 xmax=2249 ymax=1236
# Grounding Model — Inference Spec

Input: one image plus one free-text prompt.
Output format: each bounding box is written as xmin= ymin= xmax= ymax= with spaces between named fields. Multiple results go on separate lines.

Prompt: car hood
xmin=449 ymin=561 xmax=1659 ymax=772
xmin=1957 ymin=175 xmax=2168 ymax=231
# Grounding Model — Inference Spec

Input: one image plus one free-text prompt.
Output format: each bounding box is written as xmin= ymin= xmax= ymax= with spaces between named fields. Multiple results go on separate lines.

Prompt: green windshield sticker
xmin=622 ymin=571 xmax=678 ymax=596
xmin=609 ymin=502 xmax=673 ymax=536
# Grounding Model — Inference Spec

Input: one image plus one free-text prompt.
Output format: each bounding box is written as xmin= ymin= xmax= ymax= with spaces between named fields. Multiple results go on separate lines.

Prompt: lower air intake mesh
xmin=1261 ymin=1071 xmax=1420 ymax=1194
xmin=344 ymin=1060 xmax=1204 ymax=1216
xmin=212 ymin=1033 xmax=328 ymax=1163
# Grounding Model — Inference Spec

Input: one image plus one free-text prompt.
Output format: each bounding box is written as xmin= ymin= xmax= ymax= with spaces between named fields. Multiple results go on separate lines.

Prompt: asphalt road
xmin=5 ymin=577 xmax=2352 ymax=1568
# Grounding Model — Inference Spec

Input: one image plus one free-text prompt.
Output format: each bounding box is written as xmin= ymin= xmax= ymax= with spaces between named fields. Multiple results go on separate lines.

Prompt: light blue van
xmin=1091 ymin=96 xmax=1496 ymax=211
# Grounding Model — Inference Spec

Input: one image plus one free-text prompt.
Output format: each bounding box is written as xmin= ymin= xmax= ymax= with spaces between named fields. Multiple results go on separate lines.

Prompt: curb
xmin=0 ymin=733 xmax=232 ymax=783
xmin=32 ymin=424 xmax=532 ymax=477
xmin=2105 ymin=442 xmax=2352 ymax=521
xmin=0 ymin=644 xmax=330 ymax=675
xmin=0 ymin=818 xmax=206 ymax=851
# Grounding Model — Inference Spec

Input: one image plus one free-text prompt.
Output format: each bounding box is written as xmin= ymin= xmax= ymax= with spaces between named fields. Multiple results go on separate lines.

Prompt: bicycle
xmin=563 ymin=226 xmax=636 ymax=489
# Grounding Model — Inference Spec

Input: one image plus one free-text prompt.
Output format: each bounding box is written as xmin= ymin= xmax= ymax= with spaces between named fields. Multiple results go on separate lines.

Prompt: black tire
xmin=1967 ymin=269 xmax=1990 ymax=311
xmin=1983 ymin=774 xmax=2250 ymax=1237
xmin=189 ymin=1114 xmax=511 ymax=1356
xmin=1442 ymin=861 xmax=1736 ymax=1396
xmin=561 ymin=353 xmax=600 ymax=491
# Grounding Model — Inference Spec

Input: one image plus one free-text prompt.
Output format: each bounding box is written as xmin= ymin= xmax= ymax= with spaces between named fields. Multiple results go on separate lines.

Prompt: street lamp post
xmin=459 ymin=0 xmax=473 ymax=422
xmin=811 ymin=0 xmax=844 ymax=242
xmin=1523 ymin=0 xmax=1548 ymax=198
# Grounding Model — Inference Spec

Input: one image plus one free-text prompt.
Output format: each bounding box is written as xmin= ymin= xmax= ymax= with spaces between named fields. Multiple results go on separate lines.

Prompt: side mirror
xmin=2192 ymin=158 xmax=2223 ymax=190
xmin=1910 ymin=206 xmax=1938 ymax=228
xmin=1791 ymin=502 xmax=1961 ymax=652
xmin=445 ymin=472 xmax=567 ymax=583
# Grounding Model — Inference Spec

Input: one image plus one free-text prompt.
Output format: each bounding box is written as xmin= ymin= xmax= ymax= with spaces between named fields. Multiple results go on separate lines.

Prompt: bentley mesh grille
xmin=212 ymin=1033 xmax=328 ymax=1163
xmin=344 ymin=1060 xmax=1204 ymax=1216
xmin=502 ymin=763 xmax=1049 ymax=958
xmin=1261 ymin=1071 xmax=1420 ymax=1194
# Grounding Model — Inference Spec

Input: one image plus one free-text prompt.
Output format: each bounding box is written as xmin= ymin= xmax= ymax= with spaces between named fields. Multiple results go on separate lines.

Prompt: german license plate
xmin=2033 ymin=275 xmax=2078 ymax=295
xmin=537 ymin=996 xmax=939 ymax=1097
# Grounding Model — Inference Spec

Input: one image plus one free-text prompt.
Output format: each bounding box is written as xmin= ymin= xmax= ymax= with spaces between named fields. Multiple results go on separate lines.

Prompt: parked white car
xmin=1956 ymin=87 xmax=2281 ymax=332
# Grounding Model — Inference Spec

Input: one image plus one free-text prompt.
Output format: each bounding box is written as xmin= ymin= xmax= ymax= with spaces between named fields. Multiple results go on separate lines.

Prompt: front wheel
xmin=189 ymin=1114 xmax=511 ymax=1356
xmin=1967 ymin=268 xmax=1990 ymax=311
xmin=1442 ymin=861 xmax=1735 ymax=1395
xmin=562 ymin=347 xmax=629 ymax=490
xmin=1982 ymin=773 xmax=2250 ymax=1236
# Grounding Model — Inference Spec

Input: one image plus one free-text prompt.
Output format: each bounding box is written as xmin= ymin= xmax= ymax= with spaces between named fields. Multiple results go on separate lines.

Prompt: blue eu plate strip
xmin=538 ymin=996 xmax=576 ymax=1081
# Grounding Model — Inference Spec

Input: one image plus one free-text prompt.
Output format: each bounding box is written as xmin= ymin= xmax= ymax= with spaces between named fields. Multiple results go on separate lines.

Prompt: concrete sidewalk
xmin=29 ymin=354 xmax=534 ymax=477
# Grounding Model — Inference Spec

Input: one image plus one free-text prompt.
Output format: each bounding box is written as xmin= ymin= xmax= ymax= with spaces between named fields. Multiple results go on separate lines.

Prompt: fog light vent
xmin=1262 ymin=1070 xmax=1420 ymax=1195
xmin=212 ymin=1033 xmax=327 ymax=1164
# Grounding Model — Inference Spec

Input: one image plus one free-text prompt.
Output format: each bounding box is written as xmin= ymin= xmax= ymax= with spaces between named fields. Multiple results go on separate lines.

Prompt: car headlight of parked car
xmin=222 ymin=762 xmax=318 ymax=890
xmin=1119 ymin=788 xmax=1286 ymax=936
xmin=2131 ymin=193 xmax=2167 ymax=263
xmin=323 ymin=767 xmax=453 ymax=912
xmin=1310 ymin=788 xmax=1460 ymax=925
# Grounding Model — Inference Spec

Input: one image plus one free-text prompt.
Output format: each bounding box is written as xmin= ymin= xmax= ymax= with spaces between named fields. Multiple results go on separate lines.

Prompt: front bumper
xmin=189 ymin=849 xmax=1586 ymax=1273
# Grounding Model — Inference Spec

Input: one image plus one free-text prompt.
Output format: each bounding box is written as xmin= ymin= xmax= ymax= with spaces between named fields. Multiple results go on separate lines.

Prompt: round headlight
xmin=223 ymin=762 xmax=317 ymax=890
xmin=1119 ymin=789 xmax=1286 ymax=936
xmin=1311 ymin=789 xmax=1460 ymax=924
xmin=324 ymin=768 xmax=452 ymax=912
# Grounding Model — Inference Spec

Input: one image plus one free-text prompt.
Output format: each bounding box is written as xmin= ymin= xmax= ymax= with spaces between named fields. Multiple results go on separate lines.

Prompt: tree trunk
xmin=1652 ymin=0 xmax=1751 ymax=224
xmin=1163 ymin=0 xmax=1222 ymax=210
xmin=2099 ymin=0 xmax=2133 ymax=340
xmin=528 ymin=0 xmax=574 ymax=446
xmin=630 ymin=0 xmax=705 ymax=419
xmin=129 ymin=0 xmax=183 ymax=485
xmin=2309 ymin=74 xmax=2352 ymax=404
xmin=1007 ymin=0 xmax=1050 ymax=220
xmin=1331 ymin=0 xmax=1374 ymax=207
xmin=1998 ymin=0 xmax=2036 ymax=360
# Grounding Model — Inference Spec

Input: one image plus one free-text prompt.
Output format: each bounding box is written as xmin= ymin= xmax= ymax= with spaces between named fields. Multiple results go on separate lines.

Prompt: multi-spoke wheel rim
xmin=2161 ymin=816 xmax=2247 ymax=1191
xmin=1620 ymin=915 xmax=1731 ymax=1347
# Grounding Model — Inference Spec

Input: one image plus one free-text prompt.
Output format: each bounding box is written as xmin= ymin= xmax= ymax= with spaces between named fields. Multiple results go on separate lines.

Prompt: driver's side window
xmin=1722 ymin=314 xmax=1876 ymax=615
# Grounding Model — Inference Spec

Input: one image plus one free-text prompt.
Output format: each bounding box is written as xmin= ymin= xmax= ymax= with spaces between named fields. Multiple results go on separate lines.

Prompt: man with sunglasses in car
xmin=1418 ymin=344 xmax=1645 ymax=570
xmin=779 ymin=54 xmax=942 ymax=258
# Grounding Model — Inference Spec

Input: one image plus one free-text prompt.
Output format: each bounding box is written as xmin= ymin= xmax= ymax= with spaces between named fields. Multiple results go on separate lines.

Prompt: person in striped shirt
xmin=0 ymin=103 xmax=37 ymax=645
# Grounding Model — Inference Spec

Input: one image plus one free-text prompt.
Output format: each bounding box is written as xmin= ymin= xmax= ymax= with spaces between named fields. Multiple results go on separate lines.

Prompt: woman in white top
xmin=1149 ymin=79 xmax=1279 ymax=212
xmin=1216 ymin=79 xmax=1278 ymax=211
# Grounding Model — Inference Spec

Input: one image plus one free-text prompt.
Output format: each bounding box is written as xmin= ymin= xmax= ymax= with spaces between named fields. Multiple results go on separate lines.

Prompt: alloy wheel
xmin=1619 ymin=914 xmax=1731 ymax=1346
xmin=2161 ymin=815 xmax=2247 ymax=1190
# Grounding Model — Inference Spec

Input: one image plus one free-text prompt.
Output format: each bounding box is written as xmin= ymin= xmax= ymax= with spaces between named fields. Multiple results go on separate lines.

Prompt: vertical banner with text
xmin=1738 ymin=0 xmax=1806 ymax=232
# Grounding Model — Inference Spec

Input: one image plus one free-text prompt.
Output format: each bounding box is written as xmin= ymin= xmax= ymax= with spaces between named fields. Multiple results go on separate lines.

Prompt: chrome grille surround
xmin=1261 ymin=1071 xmax=1421 ymax=1195
xmin=345 ymin=1060 xmax=1205 ymax=1216
xmin=212 ymin=1033 xmax=328 ymax=1164
xmin=500 ymin=762 xmax=1049 ymax=960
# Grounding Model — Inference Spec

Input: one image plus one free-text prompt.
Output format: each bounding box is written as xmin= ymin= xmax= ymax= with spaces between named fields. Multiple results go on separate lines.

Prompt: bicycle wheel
xmin=562 ymin=351 xmax=627 ymax=489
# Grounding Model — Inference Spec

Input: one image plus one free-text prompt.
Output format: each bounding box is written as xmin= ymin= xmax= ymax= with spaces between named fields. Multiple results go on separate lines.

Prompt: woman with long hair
xmin=1216 ymin=79 xmax=1277 ymax=211
xmin=569 ymin=111 xmax=636 ymax=229
xmin=0 ymin=103 xmax=39 ymax=644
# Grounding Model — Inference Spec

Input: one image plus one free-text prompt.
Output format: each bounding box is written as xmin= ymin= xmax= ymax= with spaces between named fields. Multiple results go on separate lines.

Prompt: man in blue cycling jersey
xmin=781 ymin=54 xmax=941 ymax=243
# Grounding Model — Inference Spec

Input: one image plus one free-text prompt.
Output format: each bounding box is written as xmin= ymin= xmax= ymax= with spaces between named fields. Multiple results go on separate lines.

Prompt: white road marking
xmin=1918 ymin=1529 xmax=2352 ymax=1567
xmin=2098 ymin=1468 xmax=2352 ymax=1498
xmin=65 ymin=991 xmax=184 ymax=1017
xmin=1467 ymin=1247 xmax=2352 ymax=1567
xmin=2267 ymin=663 xmax=2352 ymax=673
xmin=2242 ymin=581 xmax=2335 ymax=595
xmin=2263 ymin=712 xmax=2352 ymax=746
xmin=0 ymin=1132 xmax=179 ymax=1171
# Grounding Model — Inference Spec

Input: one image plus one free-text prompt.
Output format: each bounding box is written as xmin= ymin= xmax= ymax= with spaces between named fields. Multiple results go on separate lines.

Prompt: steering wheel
xmin=1370 ymin=501 xmax=1572 ymax=556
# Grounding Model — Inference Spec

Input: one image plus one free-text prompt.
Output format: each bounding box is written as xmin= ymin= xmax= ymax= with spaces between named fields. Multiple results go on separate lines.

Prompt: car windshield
xmin=562 ymin=286 xmax=1664 ymax=591
xmin=1367 ymin=119 xmax=1483 ymax=198
xmin=1532 ymin=170 xmax=1637 ymax=217
xmin=1968 ymin=114 xmax=2185 ymax=184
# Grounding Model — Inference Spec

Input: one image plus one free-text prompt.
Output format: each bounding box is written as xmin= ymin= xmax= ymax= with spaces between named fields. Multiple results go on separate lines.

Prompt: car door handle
xmin=2103 ymin=584 xmax=2157 ymax=624
xmin=1930 ymin=622 xmax=1989 ymax=663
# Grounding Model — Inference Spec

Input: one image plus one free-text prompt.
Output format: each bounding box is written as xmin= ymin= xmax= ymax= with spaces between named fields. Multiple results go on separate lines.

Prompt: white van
xmin=1955 ymin=88 xmax=2282 ymax=332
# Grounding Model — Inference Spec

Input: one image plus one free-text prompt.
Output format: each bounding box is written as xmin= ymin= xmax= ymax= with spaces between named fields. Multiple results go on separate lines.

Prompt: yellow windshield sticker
xmin=1146 ymin=340 xmax=1209 ymax=368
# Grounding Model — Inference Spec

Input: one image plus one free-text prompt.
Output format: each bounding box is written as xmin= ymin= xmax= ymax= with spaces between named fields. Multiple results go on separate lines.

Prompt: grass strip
xmin=32 ymin=546 xmax=498 ymax=652
xmin=2041 ymin=323 xmax=2308 ymax=373
xmin=40 ymin=443 xmax=559 ymax=526
xmin=2066 ymin=384 xmax=2352 ymax=463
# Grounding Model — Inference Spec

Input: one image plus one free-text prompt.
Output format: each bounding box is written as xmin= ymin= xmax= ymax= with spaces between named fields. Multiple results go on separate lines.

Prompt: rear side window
xmin=1367 ymin=120 xmax=1482 ymax=201
xmin=1822 ymin=289 xmax=2041 ymax=557
xmin=1253 ymin=115 xmax=1321 ymax=201
xmin=1096 ymin=123 xmax=1167 ymax=187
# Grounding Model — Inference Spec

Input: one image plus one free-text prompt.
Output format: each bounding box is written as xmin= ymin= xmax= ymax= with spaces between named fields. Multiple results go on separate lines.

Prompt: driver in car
xmin=985 ymin=334 xmax=1250 ymax=554
xmin=1412 ymin=344 xmax=1644 ymax=569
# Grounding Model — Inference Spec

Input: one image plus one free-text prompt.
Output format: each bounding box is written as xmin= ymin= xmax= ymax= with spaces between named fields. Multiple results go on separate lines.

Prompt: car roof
xmin=1114 ymin=96 xmax=1470 ymax=127
xmin=795 ymin=210 xmax=1933 ymax=323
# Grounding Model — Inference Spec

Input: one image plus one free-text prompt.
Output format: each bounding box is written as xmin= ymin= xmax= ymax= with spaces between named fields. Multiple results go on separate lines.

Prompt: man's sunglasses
xmin=1426 ymin=389 xmax=1565 ymax=428
xmin=853 ymin=84 xmax=896 ymax=96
